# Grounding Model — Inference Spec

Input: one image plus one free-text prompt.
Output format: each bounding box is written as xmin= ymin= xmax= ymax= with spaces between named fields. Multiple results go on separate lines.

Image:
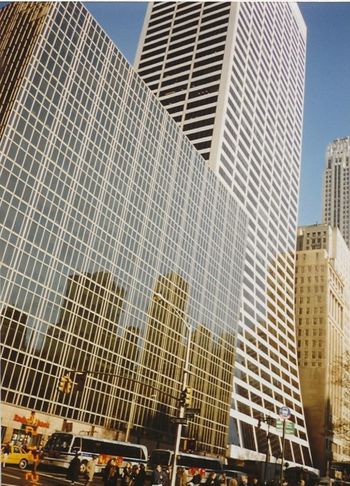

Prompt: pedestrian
xmin=136 ymin=463 xmax=147 ymax=486
xmin=152 ymin=464 xmax=165 ymax=486
xmin=105 ymin=463 xmax=120 ymax=486
xmin=67 ymin=450 xmax=81 ymax=485
xmin=192 ymin=471 xmax=203 ymax=486
xmin=32 ymin=446 xmax=42 ymax=473
xmin=122 ymin=463 xmax=132 ymax=486
xmin=129 ymin=464 xmax=140 ymax=486
xmin=2 ymin=443 xmax=11 ymax=468
xmin=228 ymin=477 xmax=238 ymax=486
xmin=206 ymin=472 xmax=221 ymax=486
xmin=85 ymin=455 xmax=99 ymax=485
xmin=177 ymin=467 xmax=189 ymax=486
xmin=238 ymin=476 xmax=249 ymax=486
xmin=104 ymin=458 xmax=121 ymax=486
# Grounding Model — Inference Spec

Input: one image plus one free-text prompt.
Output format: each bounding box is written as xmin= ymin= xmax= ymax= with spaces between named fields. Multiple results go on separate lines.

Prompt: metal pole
xmin=263 ymin=422 xmax=271 ymax=485
xmin=125 ymin=396 xmax=138 ymax=442
xmin=170 ymin=324 xmax=192 ymax=486
xmin=280 ymin=420 xmax=286 ymax=486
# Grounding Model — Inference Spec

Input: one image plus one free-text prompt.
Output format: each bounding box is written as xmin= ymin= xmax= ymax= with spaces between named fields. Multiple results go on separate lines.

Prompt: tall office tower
xmin=323 ymin=137 xmax=350 ymax=248
xmin=0 ymin=2 xmax=248 ymax=453
xmin=136 ymin=2 xmax=314 ymax=470
xmin=296 ymin=224 xmax=350 ymax=474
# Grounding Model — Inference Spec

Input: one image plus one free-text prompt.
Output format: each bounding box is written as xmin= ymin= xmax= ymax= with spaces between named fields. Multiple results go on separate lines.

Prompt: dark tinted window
xmin=44 ymin=433 xmax=73 ymax=452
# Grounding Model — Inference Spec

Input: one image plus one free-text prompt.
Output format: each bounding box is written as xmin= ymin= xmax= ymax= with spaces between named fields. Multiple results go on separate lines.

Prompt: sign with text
xmin=276 ymin=419 xmax=295 ymax=435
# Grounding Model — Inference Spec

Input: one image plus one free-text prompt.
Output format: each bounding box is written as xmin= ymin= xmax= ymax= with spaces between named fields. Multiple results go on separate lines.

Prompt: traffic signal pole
xmin=57 ymin=369 xmax=178 ymax=400
xmin=170 ymin=324 xmax=192 ymax=486
xmin=279 ymin=419 xmax=286 ymax=486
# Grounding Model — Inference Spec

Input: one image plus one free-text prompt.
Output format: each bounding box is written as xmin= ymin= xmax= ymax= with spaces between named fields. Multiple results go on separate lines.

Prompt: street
xmin=1 ymin=466 xmax=104 ymax=486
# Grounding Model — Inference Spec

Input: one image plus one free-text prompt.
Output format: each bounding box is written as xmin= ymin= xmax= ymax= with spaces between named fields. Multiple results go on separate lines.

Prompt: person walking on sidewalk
xmin=85 ymin=455 xmax=99 ymax=485
xmin=67 ymin=450 xmax=81 ymax=485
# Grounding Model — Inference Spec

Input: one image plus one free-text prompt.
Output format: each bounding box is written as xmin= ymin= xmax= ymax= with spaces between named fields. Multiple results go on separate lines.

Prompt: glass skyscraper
xmin=0 ymin=2 xmax=247 ymax=454
xmin=136 ymin=2 xmax=314 ymax=469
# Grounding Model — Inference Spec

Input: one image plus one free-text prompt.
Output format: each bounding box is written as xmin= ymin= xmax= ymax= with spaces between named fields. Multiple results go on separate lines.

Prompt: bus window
xmin=148 ymin=450 xmax=223 ymax=473
xmin=45 ymin=433 xmax=72 ymax=452
xmin=149 ymin=450 xmax=172 ymax=467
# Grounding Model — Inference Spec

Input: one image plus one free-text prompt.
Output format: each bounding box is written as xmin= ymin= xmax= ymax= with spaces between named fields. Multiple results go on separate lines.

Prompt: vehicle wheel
xmin=19 ymin=458 xmax=28 ymax=470
xmin=80 ymin=460 xmax=88 ymax=474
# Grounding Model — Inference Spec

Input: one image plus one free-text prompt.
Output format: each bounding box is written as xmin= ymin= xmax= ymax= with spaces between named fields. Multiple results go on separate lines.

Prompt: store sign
xmin=13 ymin=414 xmax=49 ymax=428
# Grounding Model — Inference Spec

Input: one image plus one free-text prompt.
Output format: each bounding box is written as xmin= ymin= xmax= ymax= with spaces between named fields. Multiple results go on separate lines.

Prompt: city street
xmin=1 ymin=466 xmax=104 ymax=486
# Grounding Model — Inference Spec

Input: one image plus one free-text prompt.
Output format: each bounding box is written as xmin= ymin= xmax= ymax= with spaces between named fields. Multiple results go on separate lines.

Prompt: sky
xmin=1 ymin=1 xmax=349 ymax=226
xmin=86 ymin=2 xmax=350 ymax=227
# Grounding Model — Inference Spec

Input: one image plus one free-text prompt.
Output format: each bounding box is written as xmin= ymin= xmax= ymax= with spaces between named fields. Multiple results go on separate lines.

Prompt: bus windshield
xmin=44 ymin=433 xmax=73 ymax=452
xmin=149 ymin=450 xmax=172 ymax=466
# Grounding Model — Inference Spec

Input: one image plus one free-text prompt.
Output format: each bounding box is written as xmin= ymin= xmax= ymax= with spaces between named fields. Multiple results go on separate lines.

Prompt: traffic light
xmin=58 ymin=375 xmax=73 ymax=394
xmin=179 ymin=387 xmax=193 ymax=407
xmin=75 ymin=372 xmax=87 ymax=392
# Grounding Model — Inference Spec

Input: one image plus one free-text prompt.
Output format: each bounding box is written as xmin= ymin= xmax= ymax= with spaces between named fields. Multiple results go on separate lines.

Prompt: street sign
xmin=276 ymin=419 xmax=295 ymax=435
xmin=279 ymin=406 xmax=291 ymax=420
xmin=185 ymin=408 xmax=200 ymax=418
xmin=171 ymin=418 xmax=188 ymax=425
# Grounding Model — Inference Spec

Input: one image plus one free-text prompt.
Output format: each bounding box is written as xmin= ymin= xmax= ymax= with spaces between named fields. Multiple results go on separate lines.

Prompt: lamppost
xmin=154 ymin=292 xmax=192 ymax=486
xmin=257 ymin=415 xmax=275 ymax=485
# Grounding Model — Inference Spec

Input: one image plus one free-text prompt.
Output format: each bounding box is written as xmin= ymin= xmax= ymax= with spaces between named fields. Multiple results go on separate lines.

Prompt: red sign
xmin=13 ymin=414 xmax=50 ymax=428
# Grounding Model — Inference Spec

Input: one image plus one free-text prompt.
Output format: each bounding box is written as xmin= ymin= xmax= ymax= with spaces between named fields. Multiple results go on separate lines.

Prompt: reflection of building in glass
xmin=1 ymin=306 xmax=28 ymax=350
xmin=136 ymin=1 xmax=312 ymax=469
xmin=0 ymin=3 xmax=248 ymax=454
xmin=54 ymin=271 xmax=126 ymax=369
xmin=295 ymin=225 xmax=350 ymax=474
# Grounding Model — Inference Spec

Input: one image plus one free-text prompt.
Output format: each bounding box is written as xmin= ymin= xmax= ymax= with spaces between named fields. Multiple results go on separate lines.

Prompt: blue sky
xmin=86 ymin=2 xmax=350 ymax=227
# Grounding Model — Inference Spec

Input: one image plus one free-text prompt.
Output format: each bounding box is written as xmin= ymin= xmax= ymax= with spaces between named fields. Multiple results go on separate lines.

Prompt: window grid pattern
xmin=295 ymin=225 xmax=350 ymax=470
xmin=0 ymin=2 xmax=248 ymax=455
xmin=136 ymin=0 xmax=312 ymax=467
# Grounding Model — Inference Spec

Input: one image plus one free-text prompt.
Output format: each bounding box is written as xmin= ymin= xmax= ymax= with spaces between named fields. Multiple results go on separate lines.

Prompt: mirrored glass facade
xmin=0 ymin=2 xmax=248 ymax=455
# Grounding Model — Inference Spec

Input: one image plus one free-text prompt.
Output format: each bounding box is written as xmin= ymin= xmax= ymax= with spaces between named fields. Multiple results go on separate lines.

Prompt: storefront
xmin=2 ymin=408 xmax=50 ymax=449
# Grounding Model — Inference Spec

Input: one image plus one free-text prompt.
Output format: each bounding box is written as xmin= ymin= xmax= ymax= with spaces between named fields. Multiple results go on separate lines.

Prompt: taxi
xmin=1 ymin=444 xmax=34 ymax=469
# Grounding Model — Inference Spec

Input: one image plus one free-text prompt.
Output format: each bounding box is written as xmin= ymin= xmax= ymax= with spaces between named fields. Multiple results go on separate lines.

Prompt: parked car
xmin=1 ymin=444 xmax=34 ymax=469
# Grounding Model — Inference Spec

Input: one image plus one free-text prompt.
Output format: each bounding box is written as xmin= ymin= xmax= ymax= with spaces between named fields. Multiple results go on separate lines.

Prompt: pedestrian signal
xmin=75 ymin=372 xmax=87 ymax=392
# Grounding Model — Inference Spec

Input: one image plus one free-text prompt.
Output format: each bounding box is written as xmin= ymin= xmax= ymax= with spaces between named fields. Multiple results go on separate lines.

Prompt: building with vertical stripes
xmin=296 ymin=224 xmax=350 ymax=474
xmin=0 ymin=1 xmax=248 ymax=454
xmin=136 ymin=2 xmax=314 ymax=469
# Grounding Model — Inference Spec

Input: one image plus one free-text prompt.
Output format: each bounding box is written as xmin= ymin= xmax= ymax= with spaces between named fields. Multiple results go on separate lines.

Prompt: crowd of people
xmin=1 ymin=445 xmax=296 ymax=486
xmin=66 ymin=454 xmax=149 ymax=486
xmin=64 ymin=456 xmax=298 ymax=486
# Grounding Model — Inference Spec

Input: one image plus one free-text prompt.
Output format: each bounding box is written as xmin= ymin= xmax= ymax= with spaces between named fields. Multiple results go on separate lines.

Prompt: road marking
xmin=2 ymin=471 xmax=21 ymax=478
xmin=1 ymin=469 xmax=87 ymax=485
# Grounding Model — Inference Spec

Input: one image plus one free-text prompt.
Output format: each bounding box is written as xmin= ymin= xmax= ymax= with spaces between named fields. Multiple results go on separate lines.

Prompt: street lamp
xmin=257 ymin=415 xmax=275 ymax=484
xmin=154 ymin=292 xmax=192 ymax=486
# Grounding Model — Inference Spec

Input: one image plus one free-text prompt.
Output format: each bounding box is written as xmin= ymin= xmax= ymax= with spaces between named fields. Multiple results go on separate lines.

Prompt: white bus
xmin=148 ymin=449 xmax=223 ymax=479
xmin=41 ymin=432 xmax=148 ymax=474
